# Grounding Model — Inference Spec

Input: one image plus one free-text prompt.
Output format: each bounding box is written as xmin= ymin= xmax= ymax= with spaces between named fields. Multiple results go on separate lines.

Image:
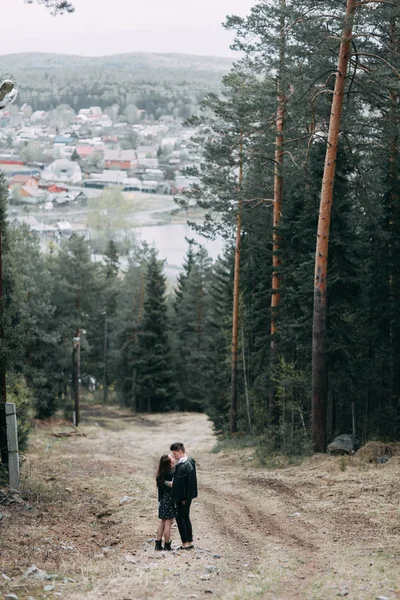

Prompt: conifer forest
xmin=1 ymin=0 xmax=400 ymax=457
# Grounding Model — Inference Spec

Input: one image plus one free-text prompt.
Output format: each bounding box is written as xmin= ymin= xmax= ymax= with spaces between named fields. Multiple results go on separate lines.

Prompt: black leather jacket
xmin=171 ymin=457 xmax=198 ymax=503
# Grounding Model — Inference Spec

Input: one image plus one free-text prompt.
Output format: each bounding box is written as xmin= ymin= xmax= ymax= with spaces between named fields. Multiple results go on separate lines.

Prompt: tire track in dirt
xmin=200 ymin=482 xmax=316 ymax=551
xmin=8 ymin=408 xmax=399 ymax=600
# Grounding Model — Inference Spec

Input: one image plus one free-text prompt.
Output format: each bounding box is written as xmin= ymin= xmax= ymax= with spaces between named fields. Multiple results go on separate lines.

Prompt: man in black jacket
xmin=170 ymin=442 xmax=197 ymax=549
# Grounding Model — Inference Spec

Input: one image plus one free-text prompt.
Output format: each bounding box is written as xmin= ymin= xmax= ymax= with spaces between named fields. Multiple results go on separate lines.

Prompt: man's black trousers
xmin=176 ymin=499 xmax=193 ymax=544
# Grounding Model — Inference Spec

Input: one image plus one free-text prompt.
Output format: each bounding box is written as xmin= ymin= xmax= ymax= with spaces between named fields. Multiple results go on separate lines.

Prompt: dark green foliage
xmin=204 ymin=252 xmax=233 ymax=431
xmin=0 ymin=53 xmax=230 ymax=114
xmin=1 ymin=1 xmax=400 ymax=458
xmin=7 ymin=374 xmax=34 ymax=452
xmin=26 ymin=0 xmax=74 ymax=14
xmin=113 ymin=244 xmax=151 ymax=410
xmin=174 ymin=0 xmax=400 ymax=449
xmin=6 ymin=227 xmax=60 ymax=418
xmin=172 ymin=246 xmax=214 ymax=411
xmin=135 ymin=248 xmax=175 ymax=412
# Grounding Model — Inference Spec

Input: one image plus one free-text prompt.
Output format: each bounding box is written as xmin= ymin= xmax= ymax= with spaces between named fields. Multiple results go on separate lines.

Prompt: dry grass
xmin=356 ymin=441 xmax=400 ymax=461
xmin=1 ymin=407 xmax=400 ymax=600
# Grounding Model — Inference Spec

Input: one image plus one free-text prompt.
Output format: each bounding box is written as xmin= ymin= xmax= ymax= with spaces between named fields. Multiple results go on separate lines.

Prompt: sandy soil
xmin=1 ymin=404 xmax=400 ymax=600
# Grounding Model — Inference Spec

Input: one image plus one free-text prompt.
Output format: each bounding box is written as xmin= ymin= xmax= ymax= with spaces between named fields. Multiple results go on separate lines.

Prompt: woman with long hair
xmin=155 ymin=453 xmax=177 ymax=550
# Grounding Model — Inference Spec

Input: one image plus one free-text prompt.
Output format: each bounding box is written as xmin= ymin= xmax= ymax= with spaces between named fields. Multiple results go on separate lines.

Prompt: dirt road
xmin=1 ymin=405 xmax=400 ymax=600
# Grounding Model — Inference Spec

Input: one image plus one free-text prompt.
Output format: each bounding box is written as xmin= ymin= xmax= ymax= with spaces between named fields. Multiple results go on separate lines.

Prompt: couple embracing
xmin=155 ymin=442 xmax=198 ymax=551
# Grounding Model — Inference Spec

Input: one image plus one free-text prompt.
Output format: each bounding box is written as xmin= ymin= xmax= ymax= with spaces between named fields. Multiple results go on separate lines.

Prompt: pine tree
xmin=26 ymin=0 xmax=74 ymax=14
xmin=6 ymin=226 xmax=61 ymax=418
xmin=113 ymin=244 xmax=150 ymax=410
xmin=136 ymin=248 xmax=175 ymax=412
xmin=102 ymin=240 xmax=120 ymax=402
xmin=174 ymin=241 xmax=196 ymax=310
xmin=204 ymin=252 xmax=234 ymax=431
xmin=52 ymin=235 xmax=102 ymax=417
xmin=172 ymin=247 xmax=213 ymax=411
xmin=84 ymin=240 xmax=120 ymax=403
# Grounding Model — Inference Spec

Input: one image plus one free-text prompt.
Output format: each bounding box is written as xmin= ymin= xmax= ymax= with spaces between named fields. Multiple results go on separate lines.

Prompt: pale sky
xmin=2 ymin=0 xmax=256 ymax=57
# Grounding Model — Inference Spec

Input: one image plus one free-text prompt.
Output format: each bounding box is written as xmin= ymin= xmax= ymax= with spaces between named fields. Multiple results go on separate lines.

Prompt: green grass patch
xmin=211 ymin=433 xmax=308 ymax=469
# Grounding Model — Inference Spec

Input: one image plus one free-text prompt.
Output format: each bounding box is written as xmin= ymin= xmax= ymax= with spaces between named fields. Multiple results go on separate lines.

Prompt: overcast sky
xmin=1 ymin=0 xmax=255 ymax=57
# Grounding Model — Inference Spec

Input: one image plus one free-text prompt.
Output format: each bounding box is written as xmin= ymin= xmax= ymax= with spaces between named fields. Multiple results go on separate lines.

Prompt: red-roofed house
xmin=102 ymin=135 xmax=118 ymax=144
xmin=46 ymin=184 xmax=68 ymax=193
xmin=76 ymin=146 xmax=96 ymax=158
xmin=9 ymin=174 xmax=40 ymax=188
xmin=19 ymin=184 xmax=47 ymax=204
xmin=104 ymin=149 xmax=136 ymax=170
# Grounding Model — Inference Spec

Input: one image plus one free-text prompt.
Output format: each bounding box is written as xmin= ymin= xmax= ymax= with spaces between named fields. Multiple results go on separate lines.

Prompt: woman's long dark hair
xmin=156 ymin=454 xmax=172 ymax=487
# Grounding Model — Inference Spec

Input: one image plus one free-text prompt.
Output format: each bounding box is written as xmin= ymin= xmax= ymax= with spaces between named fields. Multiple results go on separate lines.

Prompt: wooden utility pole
xmin=312 ymin=0 xmax=356 ymax=452
xmin=103 ymin=309 xmax=108 ymax=403
xmin=5 ymin=402 xmax=19 ymax=490
xmin=73 ymin=330 xmax=80 ymax=426
xmin=230 ymin=131 xmax=244 ymax=435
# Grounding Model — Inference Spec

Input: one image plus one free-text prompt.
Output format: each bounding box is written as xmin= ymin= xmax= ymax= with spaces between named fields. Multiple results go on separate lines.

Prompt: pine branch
xmin=24 ymin=0 xmax=74 ymax=14
xmin=353 ymin=52 xmax=400 ymax=76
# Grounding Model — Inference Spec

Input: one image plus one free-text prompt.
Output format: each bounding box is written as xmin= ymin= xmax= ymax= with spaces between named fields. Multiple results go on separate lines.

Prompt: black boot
xmin=164 ymin=541 xmax=172 ymax=551
xmin=155 ymin=540 xmax=163 ymax=551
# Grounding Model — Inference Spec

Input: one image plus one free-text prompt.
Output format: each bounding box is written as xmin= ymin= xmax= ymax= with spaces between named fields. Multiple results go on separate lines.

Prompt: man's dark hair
xmin=170 ymin=442 xmax=185 ymax=452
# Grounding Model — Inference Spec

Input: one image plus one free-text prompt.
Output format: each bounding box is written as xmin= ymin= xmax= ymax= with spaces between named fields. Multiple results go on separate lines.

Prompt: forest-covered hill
xmin=0 ymin=52 xmax=233 ymax=73
xmin=0 ymin=52 xmax=232 ymax=111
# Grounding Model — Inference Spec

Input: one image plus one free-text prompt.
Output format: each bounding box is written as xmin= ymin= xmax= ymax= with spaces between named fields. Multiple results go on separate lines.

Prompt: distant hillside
xmin=0 ymin=52 xmax=232 ymax=113
xmin=0 ymin=52 xmax=233 ymax=74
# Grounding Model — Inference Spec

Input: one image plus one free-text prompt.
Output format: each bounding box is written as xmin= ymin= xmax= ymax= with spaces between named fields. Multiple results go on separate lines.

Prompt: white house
xmin=175 ymin=175 xmax=201 ymax=191
xmin=89 ymin=170 xmax=126 ymax=185
xmin=41 ymin=159 xmax=82 ymax=184
xmin=143 ymin=168 xmax=164 ymax=182
xmin=11 ymin=216 xmax=57 ymax=236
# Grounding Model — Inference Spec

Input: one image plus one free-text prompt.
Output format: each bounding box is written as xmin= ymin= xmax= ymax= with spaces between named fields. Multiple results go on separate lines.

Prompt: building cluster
xmin=0 ymin=103 xmax=202 ymax=208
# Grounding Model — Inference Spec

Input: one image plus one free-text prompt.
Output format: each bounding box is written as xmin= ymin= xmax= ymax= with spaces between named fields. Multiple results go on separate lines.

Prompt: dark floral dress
xmin=158 ymin=469 xmax=177 ymax=520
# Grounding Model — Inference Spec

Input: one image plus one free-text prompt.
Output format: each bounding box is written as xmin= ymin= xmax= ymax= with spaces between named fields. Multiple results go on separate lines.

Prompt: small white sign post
xmin=5 ymin=402 xmax=20 ymax=491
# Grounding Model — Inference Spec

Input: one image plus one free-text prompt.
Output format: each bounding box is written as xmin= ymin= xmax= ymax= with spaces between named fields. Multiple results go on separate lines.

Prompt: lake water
xmin=135 ymin=223 xmax=225 ymax=278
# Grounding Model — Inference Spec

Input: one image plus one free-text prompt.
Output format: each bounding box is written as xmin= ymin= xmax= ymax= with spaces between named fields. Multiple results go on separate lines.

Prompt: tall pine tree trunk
xmin=312 ymin=0 xmax=356 ymax=452
xmin=270 ymin=0 xmax=287 ymax=423
xmin=230 ymin=132 xmax=244 ymax=434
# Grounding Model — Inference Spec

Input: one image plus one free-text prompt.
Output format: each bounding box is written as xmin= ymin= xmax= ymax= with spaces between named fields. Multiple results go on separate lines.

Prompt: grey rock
xmin=376 ymin=455 xmax=389 ymax=464
xmin=337 ymin=591 xmax=349 ymax=597
xmin=119 ymin=495 xmax=133 ymax=505
xmin=4 ymin=594 xmax=19 ymax=600
xmin=205 ymin=566 xmax=218 ymax=573
xmin=124 ymin=554 xmax=137 ymax=563
xmin=212 ymin=554 xmax=221 ymax=559
xmin=2 ymin=574 xmax=11 ymax=581
xmin=200 ymin=575 xmax=211 ymax=581
xmin=376 ymin=596 xmax=390 ymax=600
xmin=23 ymin=565 xmax=47 ymax=580
xmin=43 ymin=585 xmax=54 ymax=592
xmin=327 ymin=434 xmax=356 ymax=455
